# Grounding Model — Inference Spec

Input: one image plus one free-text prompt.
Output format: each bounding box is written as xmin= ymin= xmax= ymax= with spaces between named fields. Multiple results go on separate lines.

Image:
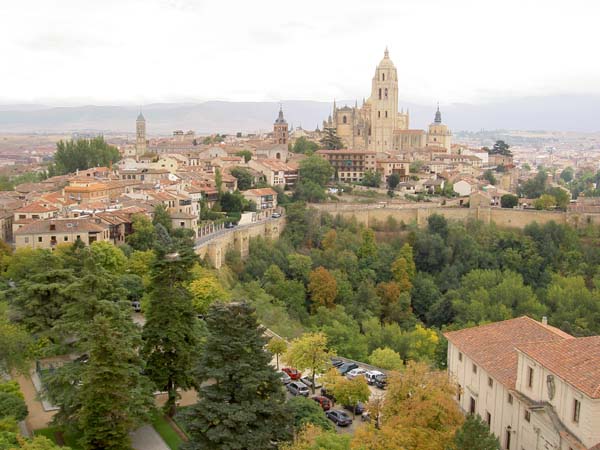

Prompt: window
xmin=472 ymin=363 xmax=477 ymax=374
xmin=378 ymin=111 xmax=381 ymax=118
xmin=457 ymin=384 xmax=462 ymax=401
xmin=384 ymin=87 xmax=388 ymax=98
xmin=508 ymin=393 xmax=513 ymax=404
xmin=38 ymin=236 xmax=42 ymax=242
xmin=488 ymin=377 xmax=493 ymax=388
xmin=524 ymin=410 xmax=531 ymax=422
xmin=24 ymin=237 xmax=29 ymax=243
xmin=469 ymin=397 xmax=476 ymax=414
xmin=343 ymin=115 xmax=347 ymax=124
xmin=180 ymin=222 xmax=185 ymax=227
xmin=378 ymin=88 xmax=382 ymax=100
xmin=486 ymin=412 xmax=491 ymax=427
xmin=458 ymin=352 xmax=463 ymax=362
xmin=382 ymin=73 xmax=385 ymax=81
xmin=385 ymin=111 xmax=388 ymax=118
xmin=505 ymin=429 xmax=512 ymax=449
xmin=527 ymin=367 xmax=534 ymax=388
xmin=573 ymin=399 xmax=580 ymax=423
xmin=63 ymin=236 xmax=68 ymax=241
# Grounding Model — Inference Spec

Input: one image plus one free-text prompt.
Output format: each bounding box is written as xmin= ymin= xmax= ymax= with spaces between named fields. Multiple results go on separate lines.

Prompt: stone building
xmin=427 ymin=106 xmax=452 ymax=152
xmin=136 ymin=112 xmax=147 ymax=156
xmin=445 ymin=317 xmax=600 ymax=450
xmin=322 ymin=49 xmax=451 ymax=153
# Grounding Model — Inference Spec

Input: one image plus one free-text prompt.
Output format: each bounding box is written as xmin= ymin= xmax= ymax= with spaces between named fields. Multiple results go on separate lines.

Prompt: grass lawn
xmin=35 ymin=426 xmax=83 ymax=449
xmin=152 ymin=414 xmax=185 ymax=450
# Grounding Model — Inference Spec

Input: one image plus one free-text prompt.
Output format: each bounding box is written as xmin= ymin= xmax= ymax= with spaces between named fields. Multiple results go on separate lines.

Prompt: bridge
xmin=194 ymin=216 xmax=285 ymax=268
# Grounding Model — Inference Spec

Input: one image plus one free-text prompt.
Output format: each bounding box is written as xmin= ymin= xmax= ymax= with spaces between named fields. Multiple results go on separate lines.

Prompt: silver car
xmin=287 ymin=381 xmax=310 ymax=397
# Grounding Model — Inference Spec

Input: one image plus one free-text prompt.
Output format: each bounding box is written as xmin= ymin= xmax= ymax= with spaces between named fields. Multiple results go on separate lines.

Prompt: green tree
xmin=387 ymin=173 xmax=401 ymax=190
xmin=489 ymin=140 xmax=512 ymax=156
xmin=319 ymin=127 xmax=343 ymax=150
xmin=51 ymin=137 xmax=120 ymax=175
xmin=286 ymin=253 xmax=312 ymax=284
xmin=215 ymin=168 xmax=223 ymax=194
xmin=183 ymin=302 xmax=291 ymax=449
xmin=0 ymin=310 xmax=34 ymax=375
xmin=368 ymin=347 xmax=403 ymax=370
xmin=236 ymin=150 xmax=253 ymax=163
xmin=483 ymin=169 xmax=497 ymax=185
xmin=286 ymin=397 xmax=334 ymax=434
xmin=361 ymin=170 xmax=382 ymax=187
xmin=284 ymin=332 xmax=334 ymax=393
xmin=142 ymin=238 xmax=200 ymax=417
xmin=500 ymin=194 xmax=518 ymax=208
xmin=292 ymin=137 xmax=320 ymax=154
xmin=453 ymin=414 xmax=500 ymax=450
xmin=560 ymin=167 xmax=574 ymax=183
xmin=231 ymin=167 xmax=254 ymax=190
xmin=79 ymin=314 xmax=154 ymax=450
xmin=533 ymin=194 xmax=556 ymax=210
xmin=89 ymin=241 xmax=127 ymax=274
xmin=519 ymin=169 xmax=548 ymax=198
xmin=0 ymin=388 xmax=28 ymax=422
xmin=126 ymin=214 xmax=156 ymax=251
xmin=152 ymin=204 xmax=173 ymax=233
xmin=266 ymin=337 xmax=288 ymax=370
xmin=329 ymin=375 xmax=370 ymax=418
xmin=298 ymin=155 xmax=334 ymax=187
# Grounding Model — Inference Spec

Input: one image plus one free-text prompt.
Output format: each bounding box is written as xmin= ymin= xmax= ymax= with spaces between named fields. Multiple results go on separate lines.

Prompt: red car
xmin=311 ymin=395 xmax=332 ymax=411
xmin=282 ymin=367 xmax=301 ymax=380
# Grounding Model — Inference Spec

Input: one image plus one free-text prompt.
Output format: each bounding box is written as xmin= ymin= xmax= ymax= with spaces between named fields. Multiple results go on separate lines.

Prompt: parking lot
xmin=275 ymin=357 xmax=387 ymax=435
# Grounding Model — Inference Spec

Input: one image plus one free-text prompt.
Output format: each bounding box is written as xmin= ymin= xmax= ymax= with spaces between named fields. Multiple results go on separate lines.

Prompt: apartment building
xmin=445 ymin=317 xmax=600 ymax=450
xmin=14 ymin=217 xmax=110 ymax=250
xmin=316 ymin=149 xmax=377 ymax=183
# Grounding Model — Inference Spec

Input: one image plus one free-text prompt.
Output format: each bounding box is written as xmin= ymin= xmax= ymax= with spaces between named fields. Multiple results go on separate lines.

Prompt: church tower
xmin=136 ymin=112 xmax=147 ymax=156
xmin=369 ymin=48 xmax=399 ymax=151
xmin=427 ymin=105 xmax=452 ymax=152
xmin=273 ymin=106 xmax=289 ymax=145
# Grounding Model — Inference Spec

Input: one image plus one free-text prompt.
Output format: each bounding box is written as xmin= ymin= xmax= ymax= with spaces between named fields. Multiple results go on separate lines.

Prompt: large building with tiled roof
xmin=14 ymin=217 xmax=110 ymax=249
xmin=445 ymin=316 xmax=600 ymax=450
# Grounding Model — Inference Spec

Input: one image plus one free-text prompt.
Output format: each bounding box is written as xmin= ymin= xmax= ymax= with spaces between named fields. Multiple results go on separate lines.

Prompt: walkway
xmin=14 ymin=370 xmax=56 ymax=431
xmin=194 ymin=216 xmax=282 ymax=249
xmin=130 ymin=425 xmax=169 ymax=450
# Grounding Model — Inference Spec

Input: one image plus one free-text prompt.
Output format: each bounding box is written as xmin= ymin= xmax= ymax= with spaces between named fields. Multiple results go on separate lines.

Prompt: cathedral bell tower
xmin=136 ymin=112 xmax=147 ymax=157
xmin=273 ymin=105 xmax=289 ymax=145
xmin=369 ymin=47 xmax=399 ymax=151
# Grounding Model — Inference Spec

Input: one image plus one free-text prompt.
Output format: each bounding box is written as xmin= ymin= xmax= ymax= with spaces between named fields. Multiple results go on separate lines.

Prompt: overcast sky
xmin=1 ymin=0 xmax=599 ymax=107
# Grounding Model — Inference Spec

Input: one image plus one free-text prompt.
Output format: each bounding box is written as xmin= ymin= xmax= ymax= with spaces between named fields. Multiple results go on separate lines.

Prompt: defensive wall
xmin=195 ymin=217 xmax=285 ymax=268
xmin=309 ymin=203 xmax=600 ymax=230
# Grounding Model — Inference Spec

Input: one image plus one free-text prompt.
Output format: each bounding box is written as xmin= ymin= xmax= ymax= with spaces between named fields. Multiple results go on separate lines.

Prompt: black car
xmin=344 ymin=402 xmax=365 ymax=415
xmin=374 ymin=374 xmax=388 ymax=389
xmin=326 ymin=409 xmax=353 ymax=427
xmin=338 ymin=362 xmax=359 ymax=375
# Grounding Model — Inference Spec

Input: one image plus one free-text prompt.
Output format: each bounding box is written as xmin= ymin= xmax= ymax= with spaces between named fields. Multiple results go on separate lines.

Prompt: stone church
xmin=323 ymin=48 xmax=451 ymax=153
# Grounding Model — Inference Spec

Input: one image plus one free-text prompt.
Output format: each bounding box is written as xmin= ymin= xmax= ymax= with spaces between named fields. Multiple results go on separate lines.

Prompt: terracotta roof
xmin=243 ymin=188 xmax=277 ymax=196
xmin=444 ymin=317 xmax=573 ymax=389
xmin=15 ymin=202 xmax=59 ymax=213
xmin=517 ymin=336 xmax=600 ymax=398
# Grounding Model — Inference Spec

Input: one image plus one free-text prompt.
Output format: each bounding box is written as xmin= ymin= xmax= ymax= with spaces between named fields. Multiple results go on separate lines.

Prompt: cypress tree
xmin=184 ymin=302 xmax=291 ymax=450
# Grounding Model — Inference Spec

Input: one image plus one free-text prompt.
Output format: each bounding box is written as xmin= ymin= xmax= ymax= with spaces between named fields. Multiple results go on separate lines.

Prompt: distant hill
xmin=0 ymin=95 xmax=598 ymax=134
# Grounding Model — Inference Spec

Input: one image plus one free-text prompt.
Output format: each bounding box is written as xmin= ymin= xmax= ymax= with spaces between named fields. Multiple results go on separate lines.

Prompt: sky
xmin=1 ymin=0 xmax=600 ymax=107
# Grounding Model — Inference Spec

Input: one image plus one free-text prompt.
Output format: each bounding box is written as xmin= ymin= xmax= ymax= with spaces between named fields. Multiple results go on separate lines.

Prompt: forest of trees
xmin=50 ymin=137 xmax=121 ymax=176
xmin=2 ymin=198 xmax=599 ymax=449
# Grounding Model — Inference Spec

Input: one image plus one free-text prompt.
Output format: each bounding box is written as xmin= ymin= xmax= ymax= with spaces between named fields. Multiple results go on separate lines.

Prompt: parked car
xmin=326 ymin=410 xmax=353 ymax=427
xmin=320 ymin=387 xmax=336 ymax=403
xmin=365 ymin=370 xmax=385 ymax=385
xmin=331 ymin=358 xmax=344 ymax=368
xmin=282 ymin=367 xmax=302 ymax=380
xmin=224 ymin=222 xmax=235 ymax=229
xmin=338 ymin=362 xmax=359 ymax=375
xmin=271 ymin=212 xmax=282 ymax=218
xmin=311 ymin=396 xmax=331 ymax=411
xmin=301 ymin=376 xmax=322 ymax=390
xmin=343 ymin=402 xmax=365 ymax=415
xmin=346 ymin=368 xmax=367 ymax=380
xmin=131 ymin=300 xmax=141 ymax=312
xmin=374 ymin=373 xmax=388 ymax=389
xmin=278 ymin=371 xmax=291 ymax=384
xmin=287 ymin=381 xmax=310 ymax=397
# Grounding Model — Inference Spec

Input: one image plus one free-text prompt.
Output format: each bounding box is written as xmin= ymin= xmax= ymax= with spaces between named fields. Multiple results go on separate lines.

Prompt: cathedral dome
xmin=377 ymin=47 xmax=396 ymax=69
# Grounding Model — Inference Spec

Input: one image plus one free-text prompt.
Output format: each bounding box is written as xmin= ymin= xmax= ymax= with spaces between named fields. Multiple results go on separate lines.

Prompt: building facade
xmin=136 ymin=112 xmax=147 ymax=156
xmin=445 ymin=317 xmax=600 ymax=450
xmin=273 ymin=107 xmax=289 ymax=145
xmin=316 ymin=149 xmax=377 ymax=183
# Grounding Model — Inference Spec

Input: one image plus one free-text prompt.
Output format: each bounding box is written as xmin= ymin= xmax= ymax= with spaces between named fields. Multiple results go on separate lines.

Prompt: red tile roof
xmin=444 ymin=317 xmax=573 ymax=389
xmin=517 ymin=336 xmax=600 ymax=398
xmin=15 ymin=202 xmax=59 ymax=213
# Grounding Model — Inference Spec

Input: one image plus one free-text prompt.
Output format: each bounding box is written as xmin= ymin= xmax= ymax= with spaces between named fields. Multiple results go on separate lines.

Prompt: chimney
xmin=542 ymin=316 xmax=548 ymax=326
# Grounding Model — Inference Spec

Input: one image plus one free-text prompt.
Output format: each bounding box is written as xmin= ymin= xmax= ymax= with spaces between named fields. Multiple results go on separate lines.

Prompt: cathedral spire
xmin=434 ymin=103 xmax=442 ymax=124
xmin=384 ymin=46 xmax=389 ymax=58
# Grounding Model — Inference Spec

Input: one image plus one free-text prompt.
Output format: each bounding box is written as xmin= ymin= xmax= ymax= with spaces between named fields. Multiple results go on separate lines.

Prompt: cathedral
xmin=322 ymin=48 xmax=451 ymax=153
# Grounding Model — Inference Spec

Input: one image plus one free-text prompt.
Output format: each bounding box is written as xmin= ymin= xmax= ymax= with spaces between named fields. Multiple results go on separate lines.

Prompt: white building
xmin=445 ymin=316 xmax=600 ymax=450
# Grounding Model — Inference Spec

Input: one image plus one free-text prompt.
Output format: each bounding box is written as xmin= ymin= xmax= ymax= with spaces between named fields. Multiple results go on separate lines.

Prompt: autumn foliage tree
xmin=308 ymin=267 xmax=337 ymax=310
xmin=284 ymin=332 xmax=334 ymax=393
